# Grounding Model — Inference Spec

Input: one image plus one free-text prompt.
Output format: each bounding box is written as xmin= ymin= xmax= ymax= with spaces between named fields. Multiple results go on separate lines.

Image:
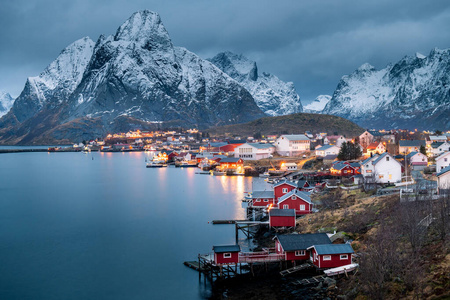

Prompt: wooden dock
xmin=292 ymin=275 xmax=327 ymax=286
xmin=183 ymin=261 xmax=205 ymax=271
xmin=279 ymin=262 xmax=313 ymax=276
xmin=212 ymin=220 xmax=247 ymax=224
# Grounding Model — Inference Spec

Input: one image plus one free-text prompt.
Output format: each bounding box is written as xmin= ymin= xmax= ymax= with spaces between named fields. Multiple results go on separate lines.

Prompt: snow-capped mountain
xmin=303 ymin=95 xmax=331 ymax=113
xmin=0 ymin=91 xmax=14 ymax=117
xmin=323 ymin=48 xmax=450 ymax=130
xmin=209 ymin=52 xmax=302 ymax=116
xmin=0 ymin=11 xmax=264 ymax=144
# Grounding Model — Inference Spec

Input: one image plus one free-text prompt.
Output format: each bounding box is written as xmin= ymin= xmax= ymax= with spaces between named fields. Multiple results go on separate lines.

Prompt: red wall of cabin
xmin=252 ymin=198 xmax=275 ymax=207
xmin=274 ymin=184 xmax=296 ymax=201
xmin=310 ymin=248 xmax=352 ymax=268
xmin=279 ymin=198 xmax=312 ymax=215
xmin=269 ymin=215 xmax=296 ymax=227
xmin=285 ymin=250 xmax=310 ymax=261
xmin=214 ymin=252 xmax=240 ymax=265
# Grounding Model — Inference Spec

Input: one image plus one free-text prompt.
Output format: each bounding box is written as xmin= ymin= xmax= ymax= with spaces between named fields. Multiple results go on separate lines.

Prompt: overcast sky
xmin=1 ymin=0 xmax=449 ymax=103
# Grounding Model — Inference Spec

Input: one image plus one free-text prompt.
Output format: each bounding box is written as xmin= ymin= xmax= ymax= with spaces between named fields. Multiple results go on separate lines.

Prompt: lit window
xmin=224 ymin=253 xmax=231 ymax=258
xmin=323 ymin=255 xmax=331 ymax=261
xmin=295 ymin=250 xmax=305 ymax=256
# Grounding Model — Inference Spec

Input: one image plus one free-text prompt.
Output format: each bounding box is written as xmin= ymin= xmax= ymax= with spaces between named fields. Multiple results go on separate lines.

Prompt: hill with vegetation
xmin=206 ymin=113 xmax=364 ymax=138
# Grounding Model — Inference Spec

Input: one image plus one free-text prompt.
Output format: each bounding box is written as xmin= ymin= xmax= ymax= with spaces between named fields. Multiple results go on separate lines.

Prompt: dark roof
xmin=332 ymin=162 xmax=353 ymax=170
xmin=212 ymin=245 xmax=241 ymax=253
xmin=310 ymin=244 xmax=354 ymax=255
xmin=368 ymin=130 xmax=384 ymax=137
xmin=297 ymin=180 xmax=309 ymax=188
xmin=349 ymin=162 xmax=361 ymax=168
xmin=220 ymin=157 xmax=242 ymax=163
xmin=437 ymin=165 xmax=450 ymax=177
xmin=278 ymin=190 xmax=312 ymax=204
xmin=276 ymin=233 xmax=331 ymax=251
xmin=274 ymin=180 xmax=297 ymax=188
xmin=269 ymin=209 xmax=296 ymax=217
xmin=252 ymin=191 xmax=275 ymax=199
xmin=399 ymin=140 xmax=426 ymax=147
xmin=228 ymin=140 xmax=245 ymax=144
xmin=431 ymin=142 xmax=444 ymax=149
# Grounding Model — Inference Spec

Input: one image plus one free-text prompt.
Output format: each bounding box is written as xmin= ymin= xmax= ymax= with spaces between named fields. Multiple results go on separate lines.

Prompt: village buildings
xmin=360 ymin=152 xmax=402 ymax=184
xmin=234 ymin=143 xmax=276 ymax=160
xmin=275 ymin=135 xmax=310 ymax=156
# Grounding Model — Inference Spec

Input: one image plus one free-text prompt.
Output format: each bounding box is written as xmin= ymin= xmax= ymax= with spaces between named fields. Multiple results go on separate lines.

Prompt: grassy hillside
xmin=206 ymin=113 xmax=364 ymax=138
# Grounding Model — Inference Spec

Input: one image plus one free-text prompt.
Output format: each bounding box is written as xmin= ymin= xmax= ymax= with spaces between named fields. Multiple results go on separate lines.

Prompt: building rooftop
xmin=276 ymin=233 xmax=331 ymax=251
xmin=212 ymin=245 xmax=241 ymax=253
xmin=269 ymin=209 xmax=296 ymax=217
xmin=310 ymin=244 xmax=354 ymax=255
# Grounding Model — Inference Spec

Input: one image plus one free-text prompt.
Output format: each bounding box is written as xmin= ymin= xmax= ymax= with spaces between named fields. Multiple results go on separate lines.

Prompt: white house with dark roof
xmin=436 ymin=152 xmax=450 ymax=173
xmin=234 ymin=143 xmax=275 ymax=160
xmin=437 ymin=166 xmax=450 ymax=194
xmin=275 ymin=134 xmax=310 ymax=156
xmin=360 ymin=152 xmax=402 ymax=183
xmin=430 ymin=142 xmax=450 ymax=157
xmin=399 ymin=140 xmax=426 ymax=154
xmin=315 ymin=144 xmax=340 ymax=157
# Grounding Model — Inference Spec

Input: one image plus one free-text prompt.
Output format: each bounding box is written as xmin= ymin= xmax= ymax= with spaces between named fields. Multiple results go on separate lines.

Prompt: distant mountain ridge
xmin=323 ymin=48 xmax=450 ymax=130
xmin=303 ymin=95 xmax=331 ymax=113
xmin=0 ymin=91 xmax=14 ymax=117
xmin=209 ymin=51 xmax=302 ymax=116
xmin=0 ymin=10 xmax=265 ymax=144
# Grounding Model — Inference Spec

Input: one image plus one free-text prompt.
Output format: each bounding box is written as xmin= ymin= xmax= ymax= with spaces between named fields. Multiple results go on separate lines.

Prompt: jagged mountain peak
xmin=0 ymin=91 xmax=14 ymax=117
xmin=209 ymin=51 xmax=302 ymax=116
xmin=323 ymin=46 xmax=450 ymax=130
xmin=210 ymin=51 xmax=258 ymax=81
xmin=113 ymin=10 xmax=172 ymax=49
xmin=303 ymin=95 xmax=331 ymax=114
xmin=357 ymin=63 xmax=376 ymax=72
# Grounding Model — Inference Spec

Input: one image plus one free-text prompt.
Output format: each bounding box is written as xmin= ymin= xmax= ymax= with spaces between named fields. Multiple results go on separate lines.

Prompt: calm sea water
xmin=0 ymin=152 xmax=267 ymax=299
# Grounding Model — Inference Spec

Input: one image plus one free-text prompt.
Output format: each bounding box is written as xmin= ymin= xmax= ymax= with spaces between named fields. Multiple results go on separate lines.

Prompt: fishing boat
xmin=176 ymin=160 xmax=198 ymax=168
xmin=212 ymin=170 xmax=226 ymax=176
xmin=259 ymin=172 xmax=270 ymax=178
xmin=146 ymin=161 xmax=168 ymax=168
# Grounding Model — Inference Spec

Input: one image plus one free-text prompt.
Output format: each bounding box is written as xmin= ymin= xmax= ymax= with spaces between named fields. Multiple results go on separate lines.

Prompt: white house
xmin=407 ymin=152 xmax=428 ymax=170
xmin=234 ymin=143 xmax=276 ymax=160
xmin=360 ymin=153 xmax=402 ymax=183
xmin=359 ymin=130 xmax=374 ymax=149
xmin=430 ymin=142 xmax=450 ymax=157
xmin=275 ymin=135 xmax=310 ymax=156
xmin=436 ymin=152 xmax=450 ymax=173
xmin=315 ymin=144 xmax=340 ymax=157
xmin=366 ymin=142 xmax=386 ymax=155
xmin=429 ymin=135 xmax=448 ymax=143
xmin=281 ymin=163 xmax=298 ymax=171
xmin=399 ymin=140 xmax=426 ymax=154
xmin=437 ymin=166 xmax=450 ymax=194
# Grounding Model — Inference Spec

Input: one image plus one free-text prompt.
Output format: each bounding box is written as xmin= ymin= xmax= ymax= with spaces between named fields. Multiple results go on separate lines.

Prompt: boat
xmin=212 ymin=171 xmax=226 ymax=176
xmin=146 ymin=162 xmax=168 ymax=168
xmin=259 ymin=172 xmax=270 ymax=178
xmin=176 ymin=161 xmax=198 ymax=168
xmin=323 ymin=263 xmax=358 ymax=276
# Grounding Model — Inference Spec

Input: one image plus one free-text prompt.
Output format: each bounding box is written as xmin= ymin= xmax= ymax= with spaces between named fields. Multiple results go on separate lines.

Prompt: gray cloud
xmin=0 ymin=0 xmax=449 ymax=103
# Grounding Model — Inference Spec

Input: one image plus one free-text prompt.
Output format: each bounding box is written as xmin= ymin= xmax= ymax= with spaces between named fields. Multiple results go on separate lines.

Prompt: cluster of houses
xmin=212 ymin=232 xmax=355 ymax=271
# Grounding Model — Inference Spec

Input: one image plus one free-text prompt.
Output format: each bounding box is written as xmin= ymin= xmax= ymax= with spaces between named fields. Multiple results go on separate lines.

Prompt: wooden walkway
xmin=183 ymin=261 xmax=205 ymax=271
xmin=292 ymin=275 xmax=328 ymax=286
xmin=279 ymin=263 xmax=312 ymax=276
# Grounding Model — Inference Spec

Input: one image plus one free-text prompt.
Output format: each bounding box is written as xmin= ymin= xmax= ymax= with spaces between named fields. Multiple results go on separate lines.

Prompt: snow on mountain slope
xmin=12 ymin=37 xmax=95 ymax=122
xmin=0 ymin=91 xmax=14 ymax=117
xmin=209 ymin=51 xmax=302 ymax=116
xmin=303 ymin=95 xmax=331 ymax=113
xmin=0 ymin=10 xmax=265 ymax=144
xmin=323 ymin=48 xmax=450 ymax=130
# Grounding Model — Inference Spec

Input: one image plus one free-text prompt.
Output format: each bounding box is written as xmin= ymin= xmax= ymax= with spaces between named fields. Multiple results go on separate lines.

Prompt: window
xmin=379 ymin=174 xmax=384 ymax=179
xmin=323 ymin=255 xmax=331 ymax=261
xmin=340 ymin=254 xmax=348 ymax=260
xmin=386 ymin=156 xmax=389 ymax=161
xmin=278 ymin=243 xmax=281 ymax=251
xmin=389 ymin=174 xmax=392 ymax=180
xmin=300 ymin=205 xmax=305 ymax=210
xmin=282 ymin=188 xmax=288 ymax=193
xmin=223 ymin=253 xmax=231 ymax=258
xmin=292 ymin=196 xmax=297 ymax=200
xmin=283 ymin=204 xmax=289 ymax=209
xmin=255 ymin=199 xmax=260 ymax=202
xmin=264 ymin=199 xmax=269 ymax=202
xmin=295 ymin=250 xmax=305 ymax=256
xmin=366 ymin=170 xmax=372 ymax=173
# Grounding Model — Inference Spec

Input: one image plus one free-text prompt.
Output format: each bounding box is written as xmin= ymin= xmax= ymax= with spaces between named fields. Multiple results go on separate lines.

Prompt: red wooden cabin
xmin=307 ymin=244 xmax=354 ymax=269
xmin=212 ymin=245 xmax=241 ymax=265
xmin=274 ymin=180 xmax=297 ymax=202
xmin=297 ymin=180 xmax=311 ymax=191
xmin=251 ymin=191 xmax=275 ymax=207
xmin=269 ymin=209 xmax=296 ymax=228
xmin=218 ymin=157 xmax=244 ymax=170
xmin=330 ymin=162 xmax=356 ymax=176
xmin=278 ymin=190 xmax=313 ymax=215
xmin=274 ymin=233 xmax=331 ymax=261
